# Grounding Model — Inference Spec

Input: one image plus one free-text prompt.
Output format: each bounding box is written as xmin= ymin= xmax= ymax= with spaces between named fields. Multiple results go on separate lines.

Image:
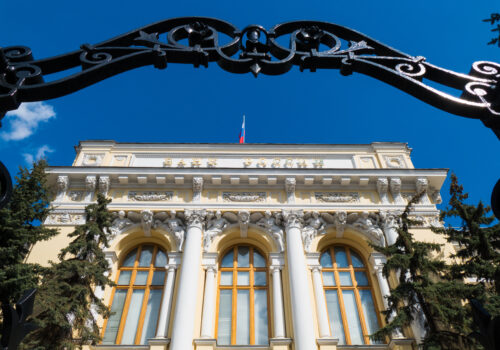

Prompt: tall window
xmin=216 ymin=245 xmax=269 ymax=345
xmin=102 ymin=244 xmax=167 ymax=345
xmin=320 ymin=246 xmax=381 ymax=345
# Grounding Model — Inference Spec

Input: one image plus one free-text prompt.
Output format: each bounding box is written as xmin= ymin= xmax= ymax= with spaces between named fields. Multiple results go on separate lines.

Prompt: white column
xmin=369 ymin=253 xmax=404 ymax=339
xmin=169 ymin=210 xmax=206 ymax=350
xmin=283 ymin=210 xmax=317 ymax=350
xmin=155 ymin=265 xmax=177 ymax=338
xmin=200 ymin=264 xmax=217 ymax=338
xmin=311 ymin=266 xmax=331 ymax=338
xmin=270 ymin=266 xmax=286 ymax=338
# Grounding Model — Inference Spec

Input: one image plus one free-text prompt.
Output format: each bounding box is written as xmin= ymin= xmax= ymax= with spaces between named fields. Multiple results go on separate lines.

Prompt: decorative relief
xmin=98 ymin=176 xmax=110 ymax=195
xmin=204 ymin=211 xmax=229 ymax=252
xmin=68 ymin=191 xmax=84 ymax=201
xmin=222 ymin=192 xmax=266 ymax=202
xmin=128 ymin=191 xmax=173 ymax=201
xmin=56 ymin=175 xmax=69 ymax=201
xmin=383 ymin=155 xmax=406 ymax=168
xmin=377 ymin=177 xmax=389 ymax=204
xmin=154 ymin=211 xmax=186 ymax=251
xmin=315 ymin=192 xmax=360 ymax=203
xmin=302 ymin=211 xmax=327 ymax=252
xmin=44 ymin=210 xmax=85 ymax=225
xmin=390 ymin=177 xmax=404 ymax=204
xmin=255 ymin=211 xmax=285 ymax=252
xmin=82 ymin=153 xmax=104 ymax=166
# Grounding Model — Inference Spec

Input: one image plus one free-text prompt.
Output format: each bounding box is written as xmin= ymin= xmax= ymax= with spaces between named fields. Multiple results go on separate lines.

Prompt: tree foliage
xmin=434 ymin=174 xmax=500 ymax=319
xmin=0 ymin=160 xmax=58 ymax=321
xmin=371 ymin=194 xmax=477 ymax=349
xmin=483 ymin=13 xmax=500 ymax=47
xmin=23 ymin=193 xmax=115 ymax=350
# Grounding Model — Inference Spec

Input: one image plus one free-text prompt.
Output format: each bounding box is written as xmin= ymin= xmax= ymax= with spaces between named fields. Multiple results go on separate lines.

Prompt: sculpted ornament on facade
xmin=222 ymin=192 xmax=266 ymax=202
xmin=390 ymin=177 xmax=404 ymax=204
xmin=68 ymin=191 xmax=84 ymax=201
xmin=99 ymin=176 xmax=110 ymax=196
xmin=314 ymin=192 xmax=360 ymax=203
xmin=334 ymin=211 xmax=347 ymax=237
xmin=82 ymin=153 xmax=104 ymax=166
xmin=350 ymin=211 xmax=385 ymax=245
xmin=128 ymin=191 xmax=173 ymax=201
xmin=193 ymin=177 xmax=203 ymax=202
xmin=203 ymin=211 xmax=229 ymax=252
xmin=185 ymin=209 xmax=207 ymax=228
xmin=85 ymin=175 xmax=96 ymax=201
xmin=109 ymin=210 xmax=135 ymax=238
xmin=44 ymin=210 xmax=85 ymax=225
xmin=377 ymin=177 xmax=389 ymax=204
xmin=285 ymin=177 xmax=296 ymax=204
xmin=302 ymin=211 xmax=327 ymax=252
xmin=141 ymin=210 xmax=154 ymax=236
xmin=383 ymin=155 xmax=406 ymax=168
xmin=416 ymin=177 xmax=429 ymax=203
xmin=256 ymin=211 xmax=285 ymax=252
xmin=56 ymin=175 xmax=69 ymax=201
xmin=282 ymin=210 xmax=304 ymax=229
xmin=238 ymin=210 xmax=250 ymax=237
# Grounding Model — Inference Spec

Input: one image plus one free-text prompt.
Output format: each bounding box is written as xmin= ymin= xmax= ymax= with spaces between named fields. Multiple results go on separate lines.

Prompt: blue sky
xmin=1 ymin=0 xmax=499 ymax=216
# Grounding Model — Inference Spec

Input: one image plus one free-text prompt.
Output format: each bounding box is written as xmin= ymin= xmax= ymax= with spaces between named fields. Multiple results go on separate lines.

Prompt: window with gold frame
xmin=320 ymin=245 xmax=381 ymax=345
xmin=216 ymin=245 xmax=270 ymax=345
xmin=102 ymin=244 xmax=167 ymax=345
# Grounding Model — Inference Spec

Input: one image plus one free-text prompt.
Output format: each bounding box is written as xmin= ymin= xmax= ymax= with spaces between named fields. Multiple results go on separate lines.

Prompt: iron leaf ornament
xmin=0 ymin=17 xmax=499 ymax=217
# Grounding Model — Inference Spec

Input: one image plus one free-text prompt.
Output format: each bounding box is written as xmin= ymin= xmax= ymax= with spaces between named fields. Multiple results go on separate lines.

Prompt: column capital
xmin=269 ymin=252 xmax=285 ymax=268
xmin=310 ymin=265 xmax=322 ymax=273
xmin=185 ymin=209 xmax=207 ymax=228
xmin=270 ymin=265 xmax=283 ymax=274
xmin=104 ymin=250 xmax=118 ymax=264
xmin=166 ymin=264 xmax=178 ymax=273
xmin=369 ymin=252 xmax=387 ymax=274
xmin=282 ymin=209 xmax=304 ymax=229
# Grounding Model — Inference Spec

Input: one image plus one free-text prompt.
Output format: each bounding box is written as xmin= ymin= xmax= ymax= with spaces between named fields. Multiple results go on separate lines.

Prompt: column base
xmin=389 ymin=338 xmax=415 ymax=350
xmin=270 ymin=337 xmax=292 ymax=350
xmin=316 ymin=337 xmax=339 ymax=350
xmin=194 ymin=338 xmax=217 ymax=350
xmin=148 ymin=338 xmax=171 ymax=350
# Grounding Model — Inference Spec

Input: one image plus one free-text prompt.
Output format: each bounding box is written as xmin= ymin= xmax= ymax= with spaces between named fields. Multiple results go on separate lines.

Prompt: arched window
xmin=102 ymin=244 xmax=168 ymax=345
xmin=216 ymin=245 xmax=269 ymax=345
xmin=320 ymin=246 xmax=381 ymax=345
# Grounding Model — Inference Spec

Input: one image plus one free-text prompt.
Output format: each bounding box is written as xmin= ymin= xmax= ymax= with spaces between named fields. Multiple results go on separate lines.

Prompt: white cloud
xmin=23 ymin=145 xmax=55 ymax=165
xmin=1 ymin=102 xmax=56 ymax=141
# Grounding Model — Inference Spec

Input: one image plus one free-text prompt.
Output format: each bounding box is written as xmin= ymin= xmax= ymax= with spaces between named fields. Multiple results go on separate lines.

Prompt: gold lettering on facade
xmin=313 ymin=159 xmax=324 ymax=168
xmin=271 ymin=158 xmax=280 ymax=168
xmin=207 ymin=158 xmax=217 ymax=167
xmin=191 ymin=159 xmax=201 ymax=167
xmin=163 ymin=158 xmax=172 ymax=167
xmin=284 ymin=158 xmax=293 ymax=168
xmin=297 ymin=159 xmax=307 ymax=168
xmin=257 ymin=158 xmax=267 ymax=168
xmin=243 ymin=158 xmax=252 ymax=167
xmin=177 ymin=159 xmax=186 ymax=168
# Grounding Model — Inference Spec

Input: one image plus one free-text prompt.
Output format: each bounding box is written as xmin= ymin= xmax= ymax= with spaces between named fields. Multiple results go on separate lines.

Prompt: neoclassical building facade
xmin=28 ymin=141 xmax=451 ymax=350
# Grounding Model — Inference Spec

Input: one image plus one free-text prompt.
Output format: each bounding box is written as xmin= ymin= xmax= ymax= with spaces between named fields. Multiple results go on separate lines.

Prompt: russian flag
xmin=239 ymin=115 xmax=245 ymax=144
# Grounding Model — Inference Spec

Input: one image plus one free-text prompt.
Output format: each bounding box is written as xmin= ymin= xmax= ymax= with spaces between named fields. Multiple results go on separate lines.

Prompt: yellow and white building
xmin=28 ymin=141 xmax=450 ymax=350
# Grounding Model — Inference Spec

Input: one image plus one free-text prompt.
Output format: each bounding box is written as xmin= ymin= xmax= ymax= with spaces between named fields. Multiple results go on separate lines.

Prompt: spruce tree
xmin=0 ymin=160 xmax=58 ymax=324
xmin=434 ymin=174 xmax=500 ymax=319
xmin=372 ymin=195 xmax=476 ymax=349
xmin=23 ymin=193 xmax=115 ymax=350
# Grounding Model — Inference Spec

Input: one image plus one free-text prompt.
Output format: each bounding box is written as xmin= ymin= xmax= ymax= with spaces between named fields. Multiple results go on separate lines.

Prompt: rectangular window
xmin=325 ymin=290 xmax=345 ymax=344
xmin=236 ymin=290 xmax=250 ymax=345
xmin=342 ymin=290 xmax=364 ymax=344
xmin=102 ymin=290 xmax=127 ymax=344
xmin=254 ymin=289 xmax=268 ymax=345
xmin=139 ymin=289 xmax=163 ymax=344
xmin=217 ymin=290 xmax=232 ymax=345
xmin=121 ymin=290 xmax=145 ymax=344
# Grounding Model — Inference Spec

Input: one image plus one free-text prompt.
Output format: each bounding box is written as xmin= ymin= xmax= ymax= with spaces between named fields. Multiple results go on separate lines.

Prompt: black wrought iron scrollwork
xmin=0 ymin=17 xmax=498 ymax=132
xmin=0 ymin=17 xmax=499 ymax=215
xmin=0 ymin=161 xmax=12 ymax=209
